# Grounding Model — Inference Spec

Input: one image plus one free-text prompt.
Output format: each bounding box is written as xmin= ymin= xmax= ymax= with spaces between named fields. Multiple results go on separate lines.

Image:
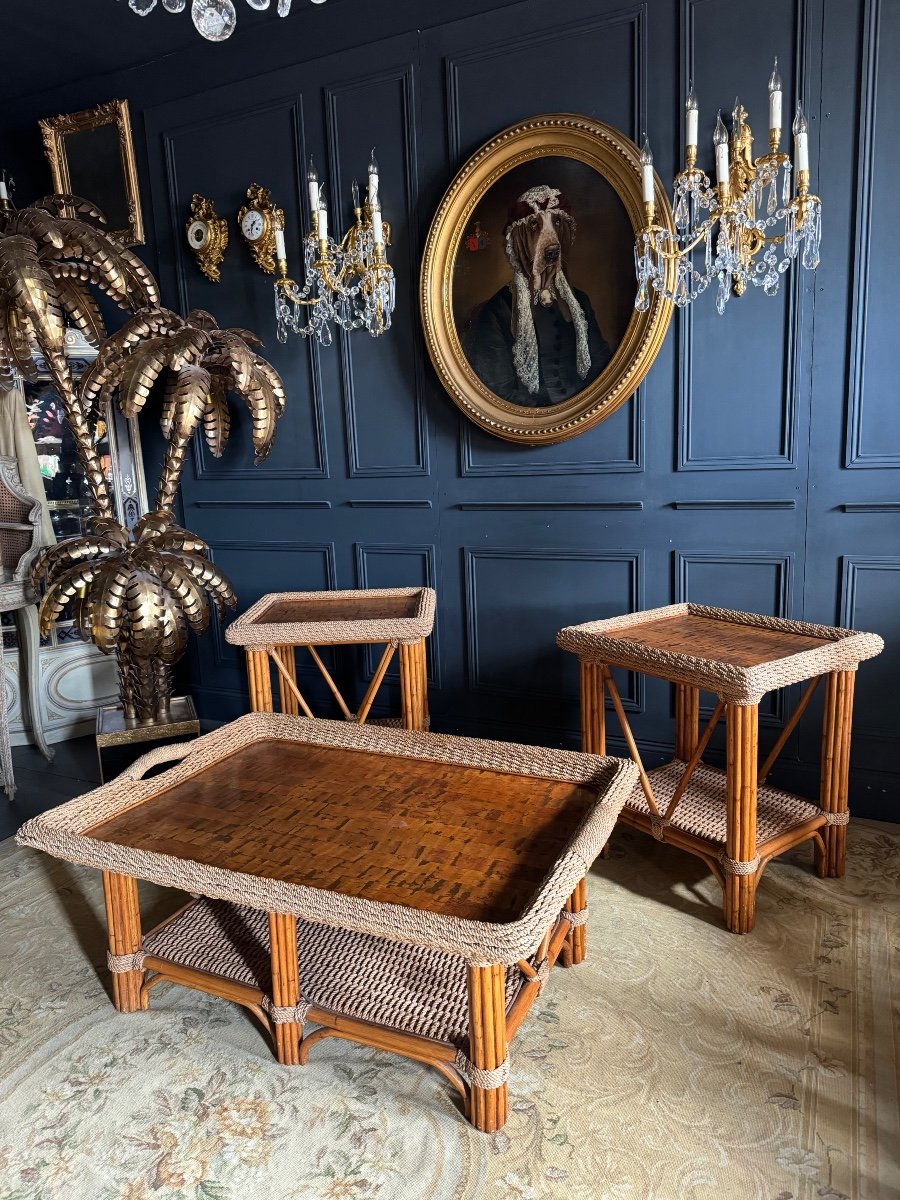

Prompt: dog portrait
xmin=452 ymin=157 xmax=635 ymax=408
xmin=421 ymin=116 xmax=674 ymax=444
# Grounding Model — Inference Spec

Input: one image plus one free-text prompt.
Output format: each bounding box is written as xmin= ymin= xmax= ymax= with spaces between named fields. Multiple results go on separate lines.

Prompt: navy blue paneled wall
xmin=2 ymin=0 xmax=897 ymax=817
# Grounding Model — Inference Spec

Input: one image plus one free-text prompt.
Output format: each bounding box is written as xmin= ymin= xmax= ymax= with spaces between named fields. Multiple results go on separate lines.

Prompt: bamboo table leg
xmin=816 ymin=669 xmax=856 ymax=879
xmin=275 ymin=645 xmax=299 ymax=716
xmin=399 ymin=639 xmax=428 ymax=731
xmin=269 ymin=912 xmax=301 ymax=1065
xmin=675 ymin=683 xmax=700 ymax=761
xmin=723 ymin=703 xmax=760 ymax=934
xmin=102 ymin=871 xmax=143 ymax=1013
xmin=246 ymin=649 xmax=274 ymax=713
xmin=466 ymin=963 xmax=509 ymax=1133
xmin=579 ymin=659 xmax=612 ymax=863
xmin=560 ymin=876 xmax=588 ymax=968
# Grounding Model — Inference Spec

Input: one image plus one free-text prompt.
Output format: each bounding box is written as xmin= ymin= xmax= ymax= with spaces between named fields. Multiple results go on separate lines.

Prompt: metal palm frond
xmin=33 ymin=514 xmax=237 ymax=722
xmin=0 ymin=192 xmax=158 ymax=518
xmin=81 ymin=304 xmax=287 ymax=501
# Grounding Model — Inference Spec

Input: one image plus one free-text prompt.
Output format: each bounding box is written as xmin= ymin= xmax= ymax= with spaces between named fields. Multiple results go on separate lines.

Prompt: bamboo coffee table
xmin=557 ymin=604 xmax=883 ymax=934
xmin=16 ymin=713 xmax=634 ymax=1132
xmin=225 ymin=587 xmax=436 ymax=729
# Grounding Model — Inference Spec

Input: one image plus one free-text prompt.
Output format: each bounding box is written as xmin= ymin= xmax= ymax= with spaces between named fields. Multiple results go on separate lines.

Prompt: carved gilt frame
xmin=39 ymin=98 xmax=145 ymax=246
xmin=420 ymin=114 xmax=675 ymax=445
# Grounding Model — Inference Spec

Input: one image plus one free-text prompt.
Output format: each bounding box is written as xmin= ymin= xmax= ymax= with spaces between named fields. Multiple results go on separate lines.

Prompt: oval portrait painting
xmin=421 ymin=115 xmax=674 ymax=444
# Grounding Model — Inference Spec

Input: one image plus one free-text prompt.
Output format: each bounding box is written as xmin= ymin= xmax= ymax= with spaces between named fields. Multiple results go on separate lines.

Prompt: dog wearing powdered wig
xmin=465 ymin=185 xmax=612 ymax=406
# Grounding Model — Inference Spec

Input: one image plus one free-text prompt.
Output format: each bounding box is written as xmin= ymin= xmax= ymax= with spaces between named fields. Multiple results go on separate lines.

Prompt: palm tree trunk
xmin=44 ymin=351 xmax=115 ymax=521
xmin=155 ymin=435 xmax=191 ymax=517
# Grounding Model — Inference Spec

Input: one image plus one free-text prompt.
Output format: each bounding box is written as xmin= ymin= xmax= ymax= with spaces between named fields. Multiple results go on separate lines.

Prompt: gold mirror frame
xmin=420 ymin=113 xmax=675 ymax=445
xmin=39 ymin=98 xmax=145 ymax=246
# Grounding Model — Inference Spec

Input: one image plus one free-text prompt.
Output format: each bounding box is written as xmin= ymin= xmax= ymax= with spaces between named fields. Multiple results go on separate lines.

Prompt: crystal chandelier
xmin=635 ymin=59 xmax=822 ymax=315
xmin=273 ymin=152 xmax=395 ymax=347
xmin=122 ymin=0 xmax=327 ymax=43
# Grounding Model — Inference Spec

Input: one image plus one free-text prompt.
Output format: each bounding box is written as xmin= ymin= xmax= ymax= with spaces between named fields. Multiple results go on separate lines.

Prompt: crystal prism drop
xmin=191 ymin=0 xmax=236 ymax=39
xmin=767 ymin=178 xmax=777 ymax=215
xmin=674 ymin=190 xmax=689 ymax=230
xmin=246 ymin=0 xmax=269 ymax=7
xmin=763 ymin=273 xmax=779 ymax=297
xmin=162 ymin=0 xmax=185 ymax=10
xmin=130 ymin=0 xmax=158 ymax=13
xmin=782 ymin=161 xmax=792 ymax=204
xmin=716 ymin=275 xmax=729 ymax=315
xmin=634 ymin=281 xmax=649 ymax=312
xmin=277 ymin=0 xmax=291 ymax=12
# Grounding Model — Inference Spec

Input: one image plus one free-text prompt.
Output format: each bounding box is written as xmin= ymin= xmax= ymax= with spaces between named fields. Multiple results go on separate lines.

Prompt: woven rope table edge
xmin=556 ymin=604 xmax=884 ymax=704
xmin=16 ymin=713 xmax=636 ymax=965
xmin=224 ymin=587 xmax=437 ymax=648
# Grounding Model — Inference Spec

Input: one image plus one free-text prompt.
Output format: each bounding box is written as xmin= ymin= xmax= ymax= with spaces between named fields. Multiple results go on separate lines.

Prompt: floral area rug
xmin=0 ymin=820 xmax=897 ymax=1200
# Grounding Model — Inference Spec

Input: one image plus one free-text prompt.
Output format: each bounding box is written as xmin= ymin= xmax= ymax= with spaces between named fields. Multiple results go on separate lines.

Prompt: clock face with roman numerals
xmin=241 ymin=210 xmax=266 ymax=242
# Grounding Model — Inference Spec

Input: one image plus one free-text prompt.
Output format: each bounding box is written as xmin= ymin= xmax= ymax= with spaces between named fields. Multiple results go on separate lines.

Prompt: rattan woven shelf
xmin=557 ymin=603 xmax=884 ymax=934
xmin=225 ymin=587 xmax=436 ymax=729
xmin=17 ymin=712 xmax=636 ymax=1132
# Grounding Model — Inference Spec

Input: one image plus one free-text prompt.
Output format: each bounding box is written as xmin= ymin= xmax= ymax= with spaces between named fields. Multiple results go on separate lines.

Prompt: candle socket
xmin=317 ymin=237 xmax=329 ymax=258
xmin=769 ymin=129 xmax=781 ymax=153
xmin=685 ymin=144 xmax=697 ymax=170
xmin=796 ymin=168 xmax=810 ymax=196
xmin=643 ymin=200 xmax=656 ymax=226
xmin=717 ymin=181 xmax=731 ymax=207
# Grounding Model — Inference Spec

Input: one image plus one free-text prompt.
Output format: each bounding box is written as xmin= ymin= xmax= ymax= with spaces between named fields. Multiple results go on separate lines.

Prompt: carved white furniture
xmin=0 ymin=455 xmax=54 ymax=793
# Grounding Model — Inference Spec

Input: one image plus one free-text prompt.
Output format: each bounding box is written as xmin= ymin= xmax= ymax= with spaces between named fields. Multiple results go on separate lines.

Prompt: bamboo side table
xmin=557 ymin=604 xmax=884 ymax=934
xmin=225 ymin=587 xmax=436 ymax=731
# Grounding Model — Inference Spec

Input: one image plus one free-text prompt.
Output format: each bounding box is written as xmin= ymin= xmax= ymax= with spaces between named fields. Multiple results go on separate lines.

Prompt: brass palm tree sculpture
xmin=0 ymin=190 xmax=286 ymax=724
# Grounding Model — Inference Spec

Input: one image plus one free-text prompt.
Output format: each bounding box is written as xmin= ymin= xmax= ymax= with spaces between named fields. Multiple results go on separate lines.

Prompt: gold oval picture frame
xmin=420 ymin=113 xmax=675 ymax=445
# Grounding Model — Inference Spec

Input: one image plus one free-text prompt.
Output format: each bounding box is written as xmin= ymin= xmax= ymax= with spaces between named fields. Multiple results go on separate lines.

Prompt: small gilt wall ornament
xmin=237 ymin=183 xmax=284 ymax=274
xmin=185 ymin=194 xmax=229 ymax=282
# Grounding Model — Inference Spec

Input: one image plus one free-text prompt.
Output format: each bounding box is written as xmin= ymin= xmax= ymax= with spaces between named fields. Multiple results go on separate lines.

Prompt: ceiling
xmin=0 ymin=0 xmax=345 ymax=106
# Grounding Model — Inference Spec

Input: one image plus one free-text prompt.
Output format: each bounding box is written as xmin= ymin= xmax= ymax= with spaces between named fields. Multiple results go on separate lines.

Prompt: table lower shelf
xmin=142 ymin=898 xmax=525 ymax=1048
xmin=624 ymin=759 xmax=826 ymax=852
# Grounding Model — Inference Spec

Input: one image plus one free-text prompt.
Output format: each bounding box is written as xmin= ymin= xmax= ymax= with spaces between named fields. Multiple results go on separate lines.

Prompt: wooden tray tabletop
xmin=17 ymin=714 xmax=635 ymax=962
xmin=225 ymin=587 xmax=436 ymax=647
xmin=557 ymin=603 xmax=883 ymax=702
xmin=84 ymin=740 xmax=596 ymax=924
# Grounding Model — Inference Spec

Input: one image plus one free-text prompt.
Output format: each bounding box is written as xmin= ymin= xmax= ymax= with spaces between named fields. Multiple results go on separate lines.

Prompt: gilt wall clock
xmin=237 ymin=183 xmax=284 ymax=274
xmin=420 ymin=114 xmax=675 ymax=445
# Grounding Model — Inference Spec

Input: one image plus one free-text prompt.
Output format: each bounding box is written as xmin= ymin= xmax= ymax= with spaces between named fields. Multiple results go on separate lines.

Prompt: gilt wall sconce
xmin=635 ymin=59 xmax=822 ymax=314
xmin=273 ymin=151 xmax=396 ymax=348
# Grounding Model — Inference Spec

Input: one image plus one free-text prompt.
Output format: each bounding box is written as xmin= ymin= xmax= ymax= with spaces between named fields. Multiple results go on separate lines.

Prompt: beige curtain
xmin=0 ymin=382 xmax=56 ymax=547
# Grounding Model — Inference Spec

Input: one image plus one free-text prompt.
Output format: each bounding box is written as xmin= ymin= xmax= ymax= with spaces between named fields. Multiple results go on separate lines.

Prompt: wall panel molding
xmin=157 ymin=93 xmax=329 ymax=482
xmin=844 ymin=0 xmax=896 ymax=467
xmin=676 ymin=0 xmax=807 ymax=472
xmin=324 ymin=64 xmax=430 ymax=479
xmin=463 ymin=546 xmax=644 ymax=708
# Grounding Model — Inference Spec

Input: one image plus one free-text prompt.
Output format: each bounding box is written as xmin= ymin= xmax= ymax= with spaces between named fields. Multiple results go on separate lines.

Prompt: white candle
xmin=640 ymin=136 xmax=654 ymax=204
xmin=317 ymin=202 xmax=328 ymax=244
xmin=372 ymin=207 xmax=384 ymax=247
xmin=368 ymin=149 xmax=379 ymax=208
xmin=713 ymin=110 xmax=730 ymax=185
xmin=0 ymin=181 xmax=7 ymax=201
xmin=793 ymin=102 xmax=809 ymax=172
xmin=307 ymin=156 xmax=319 ymax=217
xmin=685 ymin=82 xmax=698 ymax=147
xmin=274 ymin=228 xmax=286 ymax=261
xmin=768 ymin=57 xmax=783 ymax=134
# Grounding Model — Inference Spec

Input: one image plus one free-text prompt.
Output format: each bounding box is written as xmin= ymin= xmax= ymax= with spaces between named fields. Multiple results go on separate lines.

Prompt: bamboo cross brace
xmin=304 ymin=645 xmax=354 ymax=720
xmin=758 ymin=675 xmax=821 ymax=783
xmin=355 ymin=643 xmax=397 ymax=725
xmin=268 ymin=647 xmax=315 ymax=719
xmin=601 ymin=666 xmax=661 ymax=816
xmin=663 ymin=699 xmax=726 ymax=823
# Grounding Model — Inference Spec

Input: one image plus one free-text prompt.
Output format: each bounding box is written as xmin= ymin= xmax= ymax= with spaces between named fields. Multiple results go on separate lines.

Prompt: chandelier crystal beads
xmin=124 ymin=0 xmax=324 ymax=41
xmin=635 ymin=59 xmax=822 ymax=315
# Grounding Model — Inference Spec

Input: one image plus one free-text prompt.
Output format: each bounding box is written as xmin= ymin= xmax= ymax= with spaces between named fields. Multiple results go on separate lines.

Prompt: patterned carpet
xmin=0 ymin=821 xmax=897 ymax=1200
